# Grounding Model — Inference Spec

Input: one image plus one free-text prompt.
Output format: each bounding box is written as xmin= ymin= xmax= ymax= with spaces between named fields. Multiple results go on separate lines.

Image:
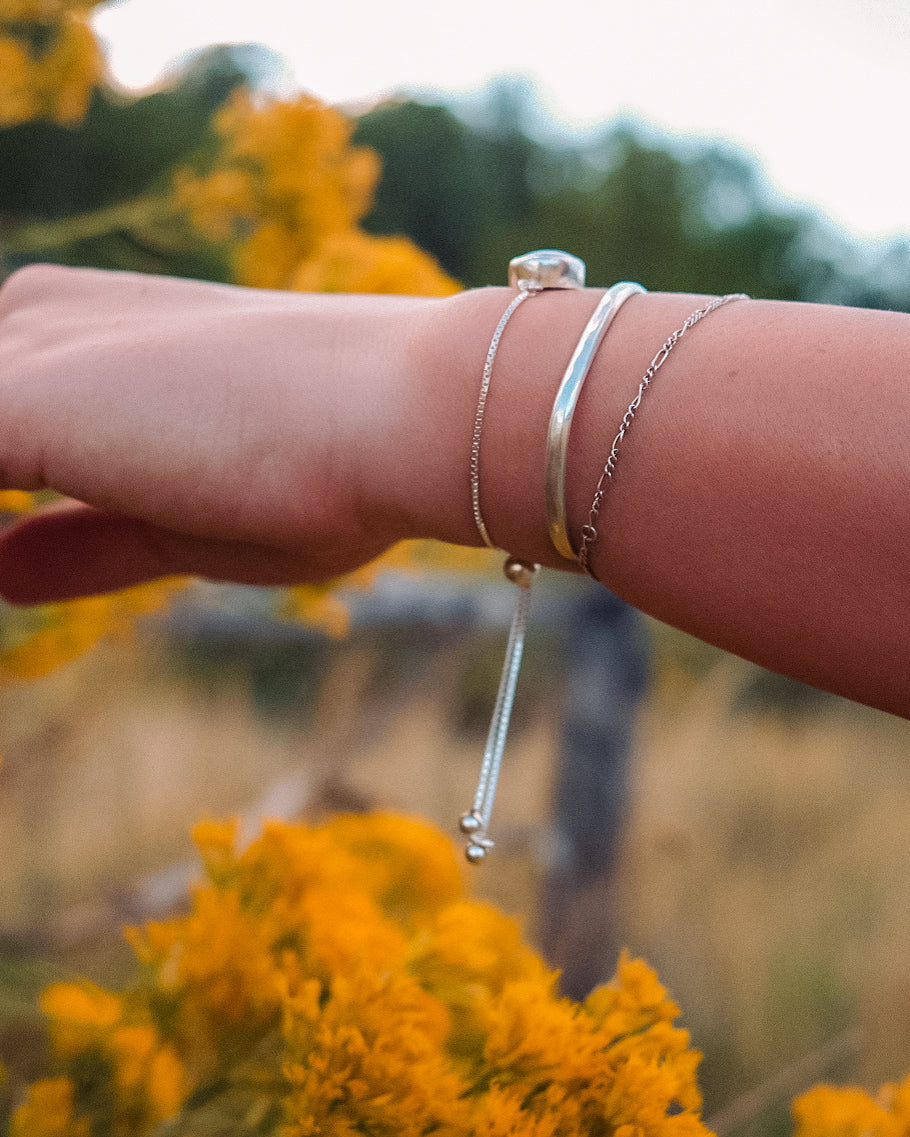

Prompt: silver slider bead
xmin=508 ymin=249 xmax=586 ymax=291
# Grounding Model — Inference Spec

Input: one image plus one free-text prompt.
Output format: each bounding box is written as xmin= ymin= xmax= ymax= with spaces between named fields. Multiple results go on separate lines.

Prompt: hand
xmin=0 ymin=264 xmax=436 ymax=602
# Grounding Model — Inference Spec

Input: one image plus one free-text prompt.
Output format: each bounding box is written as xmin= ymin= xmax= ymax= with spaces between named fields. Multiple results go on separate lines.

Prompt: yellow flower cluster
xmin=0 ymin=1 xmax=104 ymax=127
xmin=793 ymin=1076 xmax=910 ymax=1137
xmin=176 ymin=89 xmax=460 ymax=295
xmin=10 ymin=812 xmax=710 ymax=1137
xmin=11 ymin=984 xmax=184 ymax=1136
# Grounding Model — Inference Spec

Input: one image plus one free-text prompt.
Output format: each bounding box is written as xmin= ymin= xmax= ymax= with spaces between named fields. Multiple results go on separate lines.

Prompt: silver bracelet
xmin=544 ymin=281 xmax=645 ymax=561
xmin=470 ymin=249 xmax=585 ymax=549
xmin=461 ymin=249 xmax=584 ymax=863
xmin=578 ymin=292 xmax=749 ymax=576
xmin=470 ymin=289 xmax=537 ymax=549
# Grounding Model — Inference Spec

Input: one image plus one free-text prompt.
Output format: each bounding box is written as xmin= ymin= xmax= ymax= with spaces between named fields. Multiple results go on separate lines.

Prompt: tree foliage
xmin=356 ymin=88 xmax=910 ymax=309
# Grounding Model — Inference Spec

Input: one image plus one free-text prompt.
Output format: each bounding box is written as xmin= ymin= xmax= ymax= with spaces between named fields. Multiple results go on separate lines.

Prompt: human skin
xmin=0 ymin=263 xmax=909 ymax=717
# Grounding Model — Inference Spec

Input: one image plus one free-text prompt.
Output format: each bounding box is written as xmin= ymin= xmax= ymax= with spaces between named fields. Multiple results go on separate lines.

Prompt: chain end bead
xmin=503 ymin=557 xmax=538 ymax=589
xmin=459 ymin=810 xmax=483 ymax=835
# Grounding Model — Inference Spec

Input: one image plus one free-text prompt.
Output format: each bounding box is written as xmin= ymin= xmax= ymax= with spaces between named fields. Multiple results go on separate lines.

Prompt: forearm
xmin=400 ymin=287 xmax=910 ymax=717
xmin=2 ymin=265 xmax=908 ymax=716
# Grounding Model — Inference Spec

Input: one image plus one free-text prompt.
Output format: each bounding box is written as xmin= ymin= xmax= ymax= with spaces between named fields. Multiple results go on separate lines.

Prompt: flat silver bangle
xmin=544 ymin=281 xmax=646 ymax=561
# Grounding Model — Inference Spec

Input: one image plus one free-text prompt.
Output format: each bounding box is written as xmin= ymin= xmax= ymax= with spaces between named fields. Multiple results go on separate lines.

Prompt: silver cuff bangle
xmin=544 ymin=280 xmax=646 ymax=561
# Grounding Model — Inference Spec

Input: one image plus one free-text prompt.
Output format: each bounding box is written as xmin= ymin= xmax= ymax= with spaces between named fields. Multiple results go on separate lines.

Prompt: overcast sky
xmin=93 ymin=0 xmax=910 ymax=243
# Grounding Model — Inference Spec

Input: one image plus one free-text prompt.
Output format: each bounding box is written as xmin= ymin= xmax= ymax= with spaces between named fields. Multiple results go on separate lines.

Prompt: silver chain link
xmin=470 ymin=283 xmax=540 ymax=549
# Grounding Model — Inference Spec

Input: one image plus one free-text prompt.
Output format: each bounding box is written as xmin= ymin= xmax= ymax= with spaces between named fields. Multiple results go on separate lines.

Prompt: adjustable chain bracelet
xmin=461 ymin=249 xmax=584 ymax=863
xmin=578 ymin=292 xmax=749 ymax=576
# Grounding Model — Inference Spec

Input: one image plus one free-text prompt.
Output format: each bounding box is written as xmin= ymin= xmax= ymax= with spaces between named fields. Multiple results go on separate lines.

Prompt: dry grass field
xmin=0 ymin=582 xmax=908 ymax=1133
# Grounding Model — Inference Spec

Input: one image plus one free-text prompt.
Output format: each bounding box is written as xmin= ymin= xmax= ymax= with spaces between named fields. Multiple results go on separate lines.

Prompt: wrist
xmin=391 ymin=289 xmax=506 ymax=548
xmin=399 ymin=285 xmax=616 ymax=570
xmin=391 ymin=284 xmax=719 ymax=576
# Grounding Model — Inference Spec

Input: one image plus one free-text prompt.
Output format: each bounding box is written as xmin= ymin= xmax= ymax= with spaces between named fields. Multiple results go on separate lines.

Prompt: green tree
xmin=356 ymin=85 xmax=910 ymax=310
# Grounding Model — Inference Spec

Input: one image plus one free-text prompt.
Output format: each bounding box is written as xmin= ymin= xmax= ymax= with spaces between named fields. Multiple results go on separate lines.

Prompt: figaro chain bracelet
xmin=578 ymin=292 xmax=749 ymax=576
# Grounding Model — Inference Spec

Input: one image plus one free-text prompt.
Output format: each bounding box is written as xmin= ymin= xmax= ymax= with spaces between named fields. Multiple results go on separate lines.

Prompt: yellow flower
xmin=111 ymin=1025 xmax=186 ymax=1125
xmin=177 ymin=90 xmax=380 ymax=280
xmin=167 ymin=884 xmax=286 ymax=1027
xmin=33 ymin=984 xmax=186 ymax=1128
xmin=0 ymin=2 xmax=104 ymax=15
xmin=32 ymin=14 xmax=101 ymax=123
xmin=882 ymin=1074 xmax=910 ymax=1128
xmin=408 ymin=902 xmax=548 ymax=1059
xmin=173 ymin=165 xmax=258 ymax=241
xmin=0 ymin=35 xmax=36 ymax=125
xmin=234 ymin=814 xmax=369 ymax=908
xmin=0 ymin=490 xmax=35 ymax=513
xmin=0 ymin=6 xmax=103 ymax=126
xmin=0 ymin=577 xmax=187 ymax=679
xmin=215 ymin=91 xmax=378 ymax=236
xmin=40 ymin=981 xmax=122 ymax=1059
xmin=145 ymin=1041 xmax=185 ymax=1120
xmin=233 ymin=220 xmax=309 ymax=291
xmin=319 ymin=811 xmax=464 ymax=922
xmin=472 ymin=1085 xmax=562 ymax=1137
xmin=192 ymin=815 xmax=240 ymax=883
xmin=282 ymin=968 xmax=470 ymax=1137
xmin=290 ymin=885 xmax=411 ymax=979
xmin=483 ymin=974 xmax=602 ymax=1080
xmin=112 ymin=1023 xmax=159 ymax=1091
xmin=794 ymin=1084 xmax=898 ymax=1137
xmin=9 ymin=1077 xmax=90 ymax=1137
xmin=282 ymin=582 xmax=354 ymax=638
xmin=291 ymin=230 xmax=460 ymax=296
xmin=585 ymin=952 xmax=684 ymax=1040
xmin=474 ymin=951 xmax=707 ymax=1137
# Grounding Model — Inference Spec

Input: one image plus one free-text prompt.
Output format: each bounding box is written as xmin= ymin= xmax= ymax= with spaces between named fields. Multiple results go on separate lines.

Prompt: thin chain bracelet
xmin=578 ymin=292 xmax=749 ymax=576
xmin=470 ymin=287 xmax=538 ymax=549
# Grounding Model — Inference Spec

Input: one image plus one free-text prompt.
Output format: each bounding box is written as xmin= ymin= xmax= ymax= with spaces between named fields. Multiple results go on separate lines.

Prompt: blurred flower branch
xmin=0 ymin=5 xmax=459 ymax=679
xmin=2 ymin=192 xmax=175 ymax=255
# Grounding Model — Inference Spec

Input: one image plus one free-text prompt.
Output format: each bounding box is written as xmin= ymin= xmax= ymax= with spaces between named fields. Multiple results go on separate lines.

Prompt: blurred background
xmin=1 ymin=2 xmax=910 ymax=1136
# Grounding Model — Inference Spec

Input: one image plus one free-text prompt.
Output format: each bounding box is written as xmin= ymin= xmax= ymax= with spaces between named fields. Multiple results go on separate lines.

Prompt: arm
xmin=426 ymin=286 xmax=910 ymax=719
xmin=0 ymin=264 xmax=907 ymax=716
